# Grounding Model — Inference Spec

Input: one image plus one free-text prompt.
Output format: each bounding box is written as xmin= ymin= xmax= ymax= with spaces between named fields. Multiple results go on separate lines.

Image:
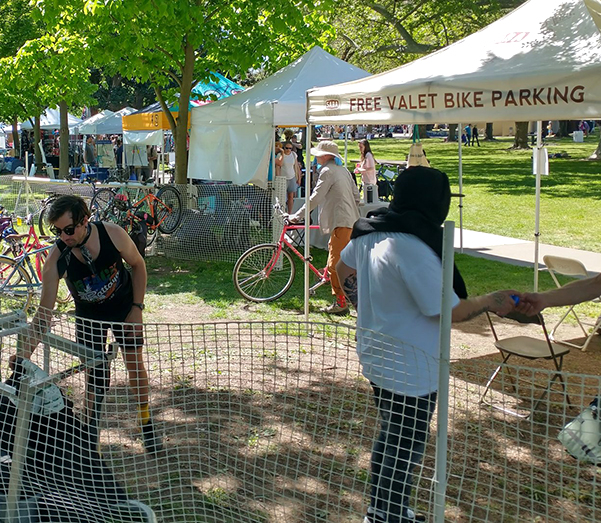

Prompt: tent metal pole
xmin=534 ymin=121 xmax=543 ymax=291
xmin=434 ymin=220 xmax=454 ymax=523
xmin=344 ymin=125 xmax=348 ymax=167
xmin=304 ymin=124 xmax=312 ymax=321
xmin=458 ymin=123 xmax=463 ymax=253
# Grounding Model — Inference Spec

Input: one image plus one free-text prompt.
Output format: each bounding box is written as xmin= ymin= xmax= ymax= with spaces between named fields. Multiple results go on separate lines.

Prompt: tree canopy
xmin=330 ymin=0 xmax=525 ymax=73
xmin=35 ymin=0 xmax=335 ymax=182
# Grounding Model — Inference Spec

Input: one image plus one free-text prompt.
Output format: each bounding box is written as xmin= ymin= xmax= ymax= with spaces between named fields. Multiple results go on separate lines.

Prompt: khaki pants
xmin=327 ymin=227 xmax=353 ymax=298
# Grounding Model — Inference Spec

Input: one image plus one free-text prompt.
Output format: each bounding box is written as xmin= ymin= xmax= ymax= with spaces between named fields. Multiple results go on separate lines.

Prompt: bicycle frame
xmin=0 ymin=244 xmax=52 ymax=304
xmin=132 ymin=192 xmax=172 ymax=231
xmin=275 ymin=222 xmax=330 ymax=294
xmin=18 ymin=244 xmax=53 ymax=286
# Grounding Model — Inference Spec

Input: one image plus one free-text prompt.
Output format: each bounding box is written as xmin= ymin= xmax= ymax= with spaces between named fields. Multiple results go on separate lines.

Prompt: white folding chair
xmin=543 ymin=255 xmax=601 ymax=351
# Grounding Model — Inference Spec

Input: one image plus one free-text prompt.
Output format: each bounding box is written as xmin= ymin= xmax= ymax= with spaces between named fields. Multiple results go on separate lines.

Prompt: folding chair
xmin=543 ymin=254 xmax=601 ymax=351
xmin=480 ymin=311 xmax=572 ymax=418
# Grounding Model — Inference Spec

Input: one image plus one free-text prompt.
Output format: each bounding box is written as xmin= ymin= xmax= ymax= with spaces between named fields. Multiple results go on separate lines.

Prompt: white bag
xmin=558 ymin=398 xmax=601 ymax=464
xmin=407 ymin=142 xmax=430 ymax=167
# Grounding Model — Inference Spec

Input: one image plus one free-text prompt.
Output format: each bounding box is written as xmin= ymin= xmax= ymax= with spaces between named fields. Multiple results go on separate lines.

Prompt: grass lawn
xmin=337 ymin=132 xmax=601 ymax=252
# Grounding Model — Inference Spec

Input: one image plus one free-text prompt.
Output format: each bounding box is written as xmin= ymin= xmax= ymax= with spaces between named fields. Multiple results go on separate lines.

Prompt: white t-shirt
xmin=341 ymin=232 xmax=460 ymax=396
xmin=281 ymin=152 xmax=297 ymax=180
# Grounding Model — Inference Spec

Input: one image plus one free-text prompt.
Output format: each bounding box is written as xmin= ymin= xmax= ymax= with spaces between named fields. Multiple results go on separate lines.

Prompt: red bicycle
xmin=1 ymin=213 xmax=71 ymax=305
xmin=232 ymin=203 xmax=329 ymax=302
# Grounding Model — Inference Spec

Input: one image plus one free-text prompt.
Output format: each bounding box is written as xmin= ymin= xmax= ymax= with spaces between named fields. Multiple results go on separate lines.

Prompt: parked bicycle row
xmin=0 ymin=178 xmax=184 ymax=312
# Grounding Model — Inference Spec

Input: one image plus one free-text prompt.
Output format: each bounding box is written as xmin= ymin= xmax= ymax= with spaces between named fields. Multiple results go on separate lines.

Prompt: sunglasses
xmin=285 ymin=147 xmax=293 ymax=150
xmin=50 ymin=220 xmax=83 ymax=237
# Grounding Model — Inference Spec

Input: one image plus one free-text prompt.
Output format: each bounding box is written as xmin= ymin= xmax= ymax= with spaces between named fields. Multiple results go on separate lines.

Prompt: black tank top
xmin=63 ymin=222 xmax=133 ymax=321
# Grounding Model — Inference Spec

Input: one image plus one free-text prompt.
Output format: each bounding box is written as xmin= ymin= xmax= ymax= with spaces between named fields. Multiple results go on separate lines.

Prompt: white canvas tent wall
xmin=20 ymin=108 xmax=82 ymax=131
xmin=72 ymin=110 xmax=114 ymax=135
xmin=307 ymin=0 xmax=601 ymax=288
xmin=188 ymin=46 xmax=370 ymax=186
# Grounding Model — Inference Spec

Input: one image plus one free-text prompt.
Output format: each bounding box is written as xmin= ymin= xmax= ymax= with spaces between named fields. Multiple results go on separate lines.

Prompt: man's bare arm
xmin=452 ymin=290 xmax=520 ymax=322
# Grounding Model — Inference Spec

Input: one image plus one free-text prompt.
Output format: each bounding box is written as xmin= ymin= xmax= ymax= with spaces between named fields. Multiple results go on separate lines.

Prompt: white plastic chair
xmin=543 ymin=255 xmax=601 ymax=351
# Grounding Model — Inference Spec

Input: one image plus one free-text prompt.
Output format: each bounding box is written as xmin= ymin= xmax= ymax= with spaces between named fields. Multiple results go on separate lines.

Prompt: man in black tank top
xmin=16 ymin=195 xmax=162 ymax=453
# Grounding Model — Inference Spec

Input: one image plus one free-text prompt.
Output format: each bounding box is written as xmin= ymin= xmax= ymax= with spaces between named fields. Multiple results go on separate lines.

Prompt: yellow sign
xmin=122 ymin=111 xmax=191 ymax=131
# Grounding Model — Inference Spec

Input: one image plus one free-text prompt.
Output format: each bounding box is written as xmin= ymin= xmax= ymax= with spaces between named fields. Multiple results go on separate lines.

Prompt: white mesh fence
xmin=0 ymin=177 xmax=286 ymax=264
xmin=0 ymin=313 xmax=598 ymax=522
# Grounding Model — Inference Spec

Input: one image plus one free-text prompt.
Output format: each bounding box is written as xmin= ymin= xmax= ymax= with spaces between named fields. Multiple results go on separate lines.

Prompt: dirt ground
xmin=21 ymin=300 xmax=600 ymax=523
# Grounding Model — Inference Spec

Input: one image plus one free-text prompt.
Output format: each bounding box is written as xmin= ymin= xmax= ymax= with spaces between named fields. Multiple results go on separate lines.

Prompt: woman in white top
xmin=275 ymin=141 xmax=301 ymax=213
xmin=355 ymin=139 xmax=377 ymax=186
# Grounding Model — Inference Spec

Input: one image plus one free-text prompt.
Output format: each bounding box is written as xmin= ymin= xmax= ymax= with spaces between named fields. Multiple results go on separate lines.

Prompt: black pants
xmin=369 ymin=386 xmax=437 ymax=523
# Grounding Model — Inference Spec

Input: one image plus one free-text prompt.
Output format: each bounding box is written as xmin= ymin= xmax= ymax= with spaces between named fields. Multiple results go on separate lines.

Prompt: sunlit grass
xmin=337 ymin=132 xmax=601 ymax=252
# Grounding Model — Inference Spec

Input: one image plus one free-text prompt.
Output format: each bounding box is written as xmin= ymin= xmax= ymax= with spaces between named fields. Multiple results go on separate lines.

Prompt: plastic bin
xmin=573 ymin=130 xmax=584 ymax=142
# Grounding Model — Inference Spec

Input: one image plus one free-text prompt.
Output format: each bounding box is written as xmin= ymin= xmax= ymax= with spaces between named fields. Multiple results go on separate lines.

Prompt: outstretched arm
xmin=17 ymin=247 xmax=60 ymax=359
xmin=452 ymin=290 xmax=521 ymax=322
xmin=519 ymin=274 xmax=601 ymax=315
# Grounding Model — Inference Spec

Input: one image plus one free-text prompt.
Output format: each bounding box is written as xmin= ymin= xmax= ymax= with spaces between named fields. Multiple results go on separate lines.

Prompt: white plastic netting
xmin=0 ymin=314 xmax=597 ymax=522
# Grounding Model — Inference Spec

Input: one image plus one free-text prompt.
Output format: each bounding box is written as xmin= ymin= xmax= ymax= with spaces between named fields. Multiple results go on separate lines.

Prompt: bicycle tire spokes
xmin=233 ymin=244 xmax=296 ymax=302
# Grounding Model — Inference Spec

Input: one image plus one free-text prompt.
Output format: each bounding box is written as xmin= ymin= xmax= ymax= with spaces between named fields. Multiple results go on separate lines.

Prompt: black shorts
xmin=76 ymin=317 xmax=144 ymax=397
xmin=76 ymin=317 xmax=144 ymax=354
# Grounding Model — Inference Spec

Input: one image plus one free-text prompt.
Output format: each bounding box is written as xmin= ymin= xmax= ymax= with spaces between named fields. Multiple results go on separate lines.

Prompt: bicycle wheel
xmin=0 ymin=256 xmax=33 ymax=314
xmin=233 ymin=244 xmax=295 ymax=302
xmin=38 ymin=196 xmax=58 ymax=237
xmin=90 ymin=189 xmax=120 ymax=223
xmin=155 ymin=186 xmax=183 ymax=234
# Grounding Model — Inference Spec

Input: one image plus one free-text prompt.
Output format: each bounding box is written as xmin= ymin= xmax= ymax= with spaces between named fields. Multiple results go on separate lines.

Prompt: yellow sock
xmin=138 ymin=404 xmax=150 ymax=425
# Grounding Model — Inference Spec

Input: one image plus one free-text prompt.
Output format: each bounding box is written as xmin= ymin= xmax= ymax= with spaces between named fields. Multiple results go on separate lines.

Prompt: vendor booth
xmin=187 ymin=46 xmax=371 ymax=187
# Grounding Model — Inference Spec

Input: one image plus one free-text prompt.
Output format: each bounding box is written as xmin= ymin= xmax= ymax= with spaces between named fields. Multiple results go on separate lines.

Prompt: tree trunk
xmin=33 ymin=117 xmax=42 ymax=174
xmin=448 ymin=124 xmax=458 ymax=142
xmin=417 ymin=124 xmax=428 ymax=139
xmin=588 ymin=134 xmax=601 ymax=160
xmin=59 ymin=101 xmax=70 ymax=179
xmin=485 ymin=123 xmax=494 ymax=140
xmin=557 ymin=120 xmax=568 ymax=138
xmin=512 ymin=121 xmax=530 ymax=149
xmin=11 ymin=116 xmax=20 ymax=158
xmin=173 ymin=40 xmax=195 ymax=185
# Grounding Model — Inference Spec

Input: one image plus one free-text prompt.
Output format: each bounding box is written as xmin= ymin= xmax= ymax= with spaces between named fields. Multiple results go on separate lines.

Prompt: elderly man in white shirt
xmin=290 ymin=141 xmax=360 ymax=314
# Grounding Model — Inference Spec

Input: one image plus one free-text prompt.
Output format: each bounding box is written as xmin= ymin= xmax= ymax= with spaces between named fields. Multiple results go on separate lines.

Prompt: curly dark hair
xmin=47 ymin=195 xmax=91 ymax=225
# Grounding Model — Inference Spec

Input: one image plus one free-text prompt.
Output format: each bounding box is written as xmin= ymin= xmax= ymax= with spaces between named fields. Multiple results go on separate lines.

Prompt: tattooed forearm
xmin=460 ymin=306 xmax=489 ymax=322
xmin=342 ymin=273 xmax=359 ymax=310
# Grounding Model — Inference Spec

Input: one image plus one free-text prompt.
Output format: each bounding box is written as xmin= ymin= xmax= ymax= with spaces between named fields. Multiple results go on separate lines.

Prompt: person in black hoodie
xmin=337 ymin=166 xmax=519 ymax=523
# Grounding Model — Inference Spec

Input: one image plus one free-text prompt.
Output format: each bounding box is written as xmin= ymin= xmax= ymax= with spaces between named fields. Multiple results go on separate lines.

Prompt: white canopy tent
xmin=20 ymin=108 xmax=82 ymax=131
xmin=188 ymin=46 xmax=370 ymax=187
xmin=307 ymin=0 xmax=601 ymax=124
xmin=74 ymin=107 xmax=136 ymax=135
xmin=307 ymin=0 xmax=601 ymax=289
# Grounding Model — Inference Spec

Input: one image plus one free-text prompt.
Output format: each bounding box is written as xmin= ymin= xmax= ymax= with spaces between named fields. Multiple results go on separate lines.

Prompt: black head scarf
xmin=351 ymin=166 xmax=467 ymax=298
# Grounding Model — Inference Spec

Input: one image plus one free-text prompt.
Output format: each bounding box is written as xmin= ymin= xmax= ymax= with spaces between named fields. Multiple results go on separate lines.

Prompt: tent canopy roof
xmin=307 ymin=0 xmax=601 ymax=125
xmin=193 ymin=46 xmax=370 ymax=127
xmin=19 ymin=108 xmax=82 ymax=131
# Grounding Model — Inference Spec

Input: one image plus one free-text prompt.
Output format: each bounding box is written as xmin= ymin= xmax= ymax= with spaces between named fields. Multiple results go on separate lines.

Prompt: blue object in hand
xmin=510 ymin=294 xmax=520 ymax=305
